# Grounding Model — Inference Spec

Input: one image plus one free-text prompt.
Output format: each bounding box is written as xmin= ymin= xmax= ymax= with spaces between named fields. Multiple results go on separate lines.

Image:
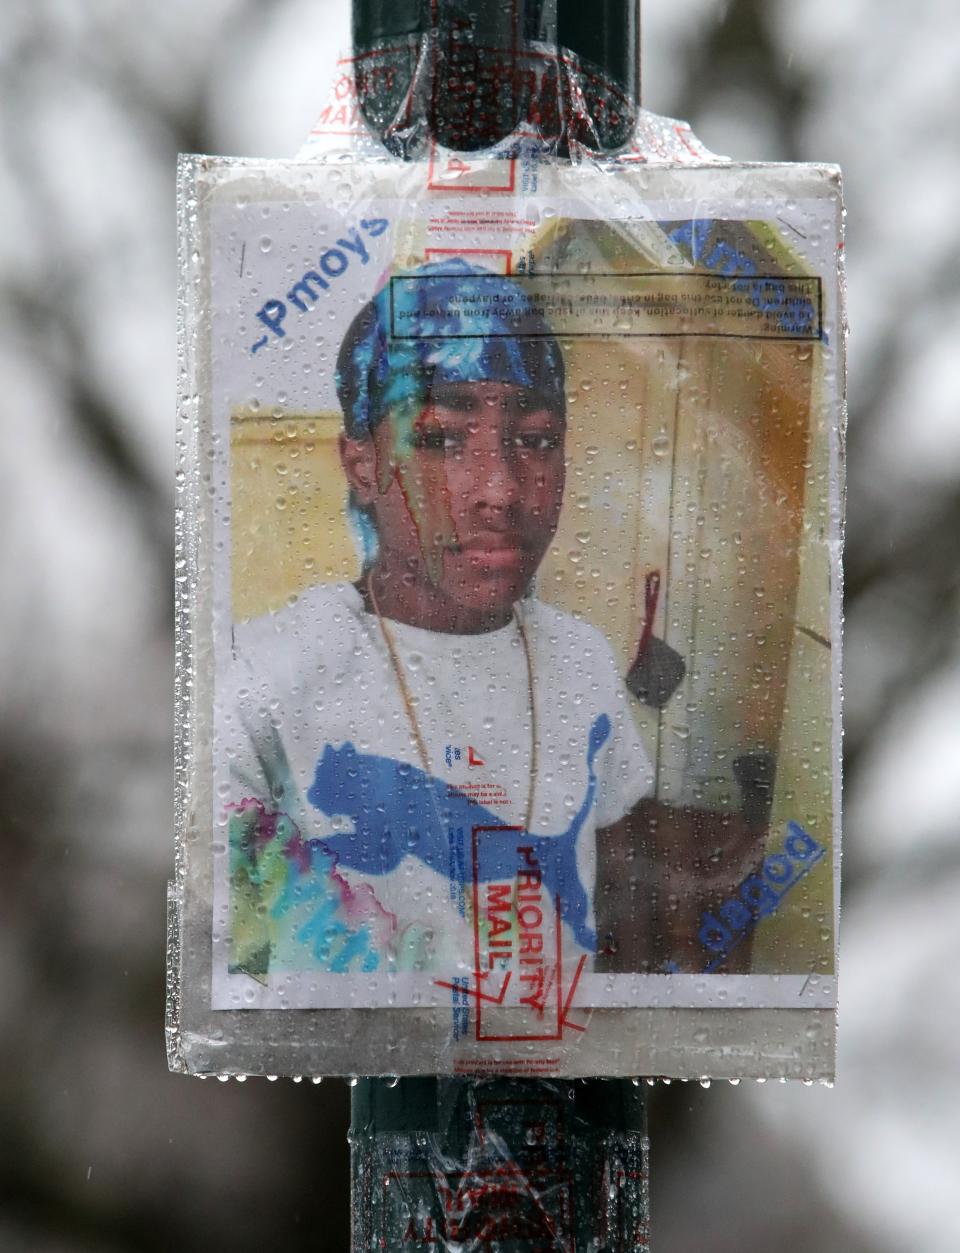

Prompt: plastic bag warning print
xmin=172 ymin=119 xmax=844 ymax=1081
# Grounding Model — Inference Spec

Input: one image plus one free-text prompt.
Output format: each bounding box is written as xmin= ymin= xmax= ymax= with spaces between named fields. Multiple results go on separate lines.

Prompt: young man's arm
xmin=595 ymin=799 xmax=769 ymax=974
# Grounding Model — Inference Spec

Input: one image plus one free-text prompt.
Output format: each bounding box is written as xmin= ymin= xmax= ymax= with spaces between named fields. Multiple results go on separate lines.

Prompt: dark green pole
xmin=351 ymin=1076 xmax=648 ymax=1251
xmin=352 ymin=0 xmax=640 ymax=155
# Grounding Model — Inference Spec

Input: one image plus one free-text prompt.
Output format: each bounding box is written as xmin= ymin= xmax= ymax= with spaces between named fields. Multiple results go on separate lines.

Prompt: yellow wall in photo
xmin=231 ymin=411 xmax=355 ymax=623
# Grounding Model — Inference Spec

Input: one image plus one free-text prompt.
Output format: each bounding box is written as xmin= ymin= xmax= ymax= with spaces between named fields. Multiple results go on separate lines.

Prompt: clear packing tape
xmin=170 ymin=26 xmax=845 ymax=1081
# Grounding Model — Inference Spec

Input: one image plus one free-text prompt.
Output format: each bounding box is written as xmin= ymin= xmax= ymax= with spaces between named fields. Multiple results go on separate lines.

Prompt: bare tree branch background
xmin=1 ymin=0 xmax=957 ymax=1248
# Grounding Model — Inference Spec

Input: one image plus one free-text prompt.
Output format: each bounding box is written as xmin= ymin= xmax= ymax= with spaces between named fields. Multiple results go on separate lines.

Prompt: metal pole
xmin=352 ymin=0 xmax=641 ymax=154
xmin=351 ymin=1076 xmax=648 ymax=1251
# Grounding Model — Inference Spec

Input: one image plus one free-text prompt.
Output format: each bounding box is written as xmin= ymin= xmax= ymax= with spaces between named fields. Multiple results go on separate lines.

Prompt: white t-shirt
xmin=221 ymin=582 xmax=653 ymax=977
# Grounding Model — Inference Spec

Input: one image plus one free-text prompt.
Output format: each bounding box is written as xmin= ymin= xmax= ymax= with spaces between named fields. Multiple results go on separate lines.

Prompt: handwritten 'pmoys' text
xmin=250 ymin=217 xmax=389 ymax=354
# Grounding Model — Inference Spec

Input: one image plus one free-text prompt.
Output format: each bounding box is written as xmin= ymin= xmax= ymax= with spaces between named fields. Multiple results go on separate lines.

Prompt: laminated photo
xmin=172 ymin=153 xmax=843 ymax=1078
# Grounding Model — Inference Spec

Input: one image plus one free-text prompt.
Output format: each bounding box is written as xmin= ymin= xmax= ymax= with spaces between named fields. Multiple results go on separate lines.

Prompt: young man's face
xmin=342 ymin=380 xmax=566 ymax=629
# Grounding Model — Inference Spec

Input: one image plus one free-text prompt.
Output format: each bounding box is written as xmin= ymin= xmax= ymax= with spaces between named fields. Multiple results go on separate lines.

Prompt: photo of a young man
xmin=222 ymin=260 xmax=659 ymax=985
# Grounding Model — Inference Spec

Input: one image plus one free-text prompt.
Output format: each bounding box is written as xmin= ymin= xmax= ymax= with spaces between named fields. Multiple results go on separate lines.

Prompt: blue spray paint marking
xmin=305 ymin=714 xmax=612 ymax=952
xmin=698 ymin=822 xmax=827 ymax=972
xmin=250 ymin=216 xmax=389 ymax=353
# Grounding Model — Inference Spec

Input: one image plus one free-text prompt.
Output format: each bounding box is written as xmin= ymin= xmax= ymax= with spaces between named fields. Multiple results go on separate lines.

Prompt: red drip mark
xmin=559 ymin=954 xmax=588 ymax=1033
xmin=228 ymin=797 xmax=280 ymax=855
xmin=324 ymin=846 xmax=400 ymax=940
xmin=284 ymin=828 xmax=312 ymax=874
xmin=633 ymin=569 xmax=661 ymax=660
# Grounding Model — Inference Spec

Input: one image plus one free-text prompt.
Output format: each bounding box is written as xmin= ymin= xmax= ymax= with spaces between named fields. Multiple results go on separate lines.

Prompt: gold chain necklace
xmin=367 ymin=574 xmax=538 ymax=833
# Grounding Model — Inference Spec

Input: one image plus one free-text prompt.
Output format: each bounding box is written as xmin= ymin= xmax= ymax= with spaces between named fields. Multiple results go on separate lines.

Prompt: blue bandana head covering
xmin=335 ymin=259 xmax=566 ymax=439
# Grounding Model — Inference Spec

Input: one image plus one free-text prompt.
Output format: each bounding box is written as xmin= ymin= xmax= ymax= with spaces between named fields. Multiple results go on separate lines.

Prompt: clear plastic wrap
xmin=170 ymin=28 xmax=844 ymax=1081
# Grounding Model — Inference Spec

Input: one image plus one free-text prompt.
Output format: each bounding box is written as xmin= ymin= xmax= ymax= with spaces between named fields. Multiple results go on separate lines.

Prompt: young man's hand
xmin=595 ymin=799 xmax=769 ymax=973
